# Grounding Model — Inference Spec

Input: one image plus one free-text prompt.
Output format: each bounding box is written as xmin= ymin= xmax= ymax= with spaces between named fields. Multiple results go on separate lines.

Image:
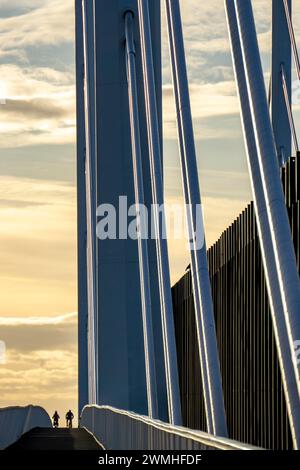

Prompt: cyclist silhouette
xmin=65 ymin=410 xmax=74 ymax=428
xmin=52 ymin=411 xmax=60 ymax=428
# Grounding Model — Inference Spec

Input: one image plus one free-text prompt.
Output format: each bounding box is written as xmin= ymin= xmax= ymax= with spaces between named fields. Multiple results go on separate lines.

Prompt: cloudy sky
xmin=0 ymin=0 xmax=299 ymax=420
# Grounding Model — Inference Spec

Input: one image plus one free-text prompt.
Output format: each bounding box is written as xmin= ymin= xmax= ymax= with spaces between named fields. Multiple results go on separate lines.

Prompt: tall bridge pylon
xmin=76 ymin=0 xmax=169 ymax=422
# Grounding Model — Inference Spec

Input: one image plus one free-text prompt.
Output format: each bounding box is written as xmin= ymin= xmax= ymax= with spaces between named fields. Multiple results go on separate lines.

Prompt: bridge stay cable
xmin=165 ymin=0 xmax=228 ymax=438
xmin=234 ymin=0 xmax=300 ymax=404
xmin=281 ymin=64 xmax=299 ymax=154
xmin=165 ymin=0 xmax=212 ymax=436
xmin=124 ymin=10 xmax=159 ymax=420
xmin=82 ymin=0 xmax=98 ymax=404
xmin=225 ymin=0 xmax=300 ymax=449
xmin=283 ymin=0 xmax=300 ymax=83
xmin=137 ymin=0 xmax=182 ymax=426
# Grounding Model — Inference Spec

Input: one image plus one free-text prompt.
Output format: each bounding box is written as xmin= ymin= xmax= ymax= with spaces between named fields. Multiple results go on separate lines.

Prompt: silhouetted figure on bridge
xmin=66 ymin=410 xmax=74 ymax=428
xmin=52 ymin=411 xmax=60 ymax=428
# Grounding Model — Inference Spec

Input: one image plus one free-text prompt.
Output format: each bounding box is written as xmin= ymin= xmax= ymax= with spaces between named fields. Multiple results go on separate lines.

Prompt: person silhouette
xmin=52 ymin=411 xmax=60 ymax=428
xmin=65 ymin=409 xmax=74 ymax=428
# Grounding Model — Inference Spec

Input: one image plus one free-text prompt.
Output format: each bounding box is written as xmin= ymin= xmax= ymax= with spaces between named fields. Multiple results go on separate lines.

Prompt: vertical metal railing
xmin=173 ymin=156 xmax=300 ymax=448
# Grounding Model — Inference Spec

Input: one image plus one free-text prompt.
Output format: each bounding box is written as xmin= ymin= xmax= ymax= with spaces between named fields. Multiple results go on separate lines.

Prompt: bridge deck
xmin=7 ymin=428 xmax=102 ymax=450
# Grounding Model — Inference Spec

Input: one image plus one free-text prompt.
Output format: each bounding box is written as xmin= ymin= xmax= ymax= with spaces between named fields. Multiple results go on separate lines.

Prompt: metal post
xmin=271 ymin=0 xmax=292 ymax=164
xmin=235 ymin=0 xmax=300 ymax=419
xmin=225 ymin=0 xmax=300 ymax=449
xmin=125 ymin=10 xmax=158 ymax=419
xmin=82 ymin=0 xmax=98 ymax=404
xmin=138 ymin=0 xmax=182 ymax=425
xmin=165 ymin=0 xmax=227 ymax=437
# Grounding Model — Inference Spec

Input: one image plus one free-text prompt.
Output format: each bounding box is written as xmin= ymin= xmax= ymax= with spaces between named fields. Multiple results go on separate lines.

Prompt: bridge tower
xmin=75 ymin=0 xmax=168 ymax=420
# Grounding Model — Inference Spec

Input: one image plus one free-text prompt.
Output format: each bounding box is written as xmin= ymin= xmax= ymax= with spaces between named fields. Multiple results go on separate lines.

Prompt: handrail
xmin=80 ymin=405 xmax=261 ymax=450
xmin=0 ymin=405 xmax=51 ymax=449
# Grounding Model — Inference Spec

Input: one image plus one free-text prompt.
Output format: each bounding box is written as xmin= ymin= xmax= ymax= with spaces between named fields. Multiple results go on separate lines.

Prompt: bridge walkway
xmin=6 ymin=427 xmax=102 ymax=450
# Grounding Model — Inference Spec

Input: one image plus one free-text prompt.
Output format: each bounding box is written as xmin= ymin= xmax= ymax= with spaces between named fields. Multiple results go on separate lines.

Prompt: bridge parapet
xmin=80 ymin=405 xmax=259 ymax=450
xmin=0 ymin=405 xmax=52 ymax=449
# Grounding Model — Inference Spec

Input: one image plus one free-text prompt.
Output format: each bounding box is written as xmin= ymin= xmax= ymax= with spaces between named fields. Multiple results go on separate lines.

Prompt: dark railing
xmin=172 ymin=153 xmax=300 ymax=450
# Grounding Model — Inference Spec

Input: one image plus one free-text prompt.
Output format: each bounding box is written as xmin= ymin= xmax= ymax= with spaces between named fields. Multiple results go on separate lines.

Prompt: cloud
xmin=161 ymin=0 xmax=294 ymax=140
xmin=0 ymin=1 xmax=78 ymax=415
xmin=0 ymin=312 xmax=76 ymax=326
xmin=165 ymin=192 xmax=250 ymax=283
xmin=0 ymin=312 xmax=77 ymax=413
xmin=0 ymin=0 xmax=46 ymax=13
xmin=0 ymin=65 xmax=75 ymax=147
xmin=0 ymin=348 xmax=77 ymax=417
xmin=1 ymin=0 xmax=297 ymax=148
xmin=0 ymin=199 xmax=47 ymax=208
xmin=0 ymin=349 xmax=77 ymax=392
xmin=163 ymin=81 xmax=239 ymax=140
xmin=162 ymin=0 xmax=277 ymax=85
xmin=0 ymin=0 xmax=74 ymax=55
xmin=3 ymin=98 xmax=70 ymax=120
xmin=0 ymin=176 xmax=76 ymax=317
xmin=0 ymin=311 xmax=77 ymax=415
xmin=0 ymin=320 xmax=77 ymax=353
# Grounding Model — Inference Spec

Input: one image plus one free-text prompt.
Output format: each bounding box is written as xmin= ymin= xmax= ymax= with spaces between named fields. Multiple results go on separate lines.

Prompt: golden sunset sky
xmin=0 ymin=0 xmax=299 ymax=421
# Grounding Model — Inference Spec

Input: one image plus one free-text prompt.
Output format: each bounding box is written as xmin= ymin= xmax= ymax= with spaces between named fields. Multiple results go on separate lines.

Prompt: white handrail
xmin=0 ymin=405 xmax=51 ymax=449
xmin=81 ymin=405 xmax=261 ymax=451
